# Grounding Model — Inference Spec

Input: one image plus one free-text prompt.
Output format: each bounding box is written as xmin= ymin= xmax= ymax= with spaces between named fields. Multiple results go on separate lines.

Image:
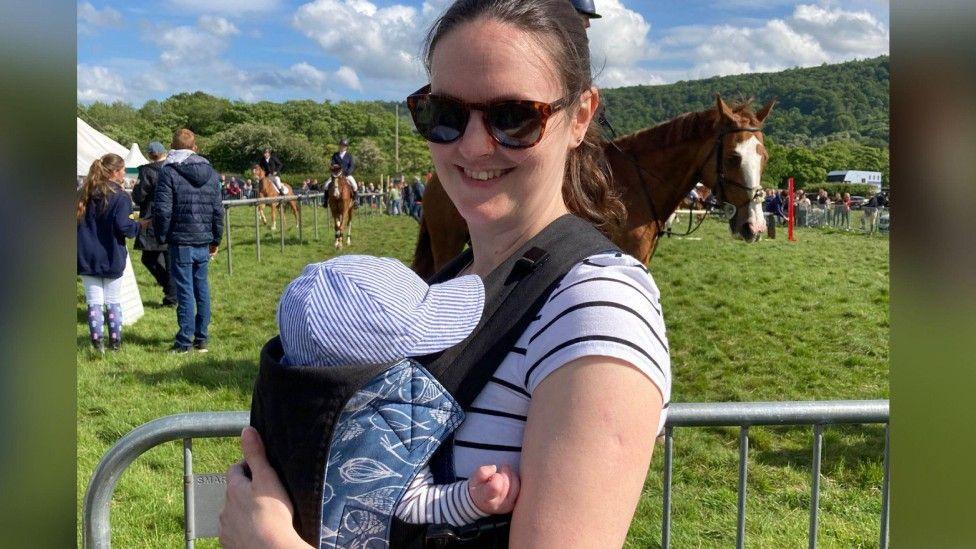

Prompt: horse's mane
xmin=613 ymin=100 xmax=761 ymax=151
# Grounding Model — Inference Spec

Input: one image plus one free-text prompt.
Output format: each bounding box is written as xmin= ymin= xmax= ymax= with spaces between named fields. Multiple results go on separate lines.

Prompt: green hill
xmin=600 ymin=56 xmax=889 ymax=148
xmin=78 ymin=56 xmax=889 ymax=187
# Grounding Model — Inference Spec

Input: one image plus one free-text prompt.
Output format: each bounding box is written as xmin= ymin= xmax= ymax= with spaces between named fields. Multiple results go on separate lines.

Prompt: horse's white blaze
xmin=734 ymin=136 xmax=763 ymax=190
xmin=733 ymin=136 xmax=766 ymax=236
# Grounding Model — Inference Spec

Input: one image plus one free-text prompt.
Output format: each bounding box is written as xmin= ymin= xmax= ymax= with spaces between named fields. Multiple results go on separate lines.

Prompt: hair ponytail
xmin=78 ymin=153 xmax=125 ymax=221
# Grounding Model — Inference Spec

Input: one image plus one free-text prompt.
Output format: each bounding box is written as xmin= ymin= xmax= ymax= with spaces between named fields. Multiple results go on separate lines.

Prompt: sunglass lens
xmin=411 ymin=96 xmax=465 ymax=144
xmin=488 ymin=102 xmax=543 ymax=148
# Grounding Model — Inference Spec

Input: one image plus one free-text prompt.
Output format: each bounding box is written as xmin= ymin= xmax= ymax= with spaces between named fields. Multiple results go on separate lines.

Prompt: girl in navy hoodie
xmin=77 ymin=153 xmax=144 ymax=353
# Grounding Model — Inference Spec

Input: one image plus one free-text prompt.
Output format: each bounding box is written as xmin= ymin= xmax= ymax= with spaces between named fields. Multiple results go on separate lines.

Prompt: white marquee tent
xmin=125 ymin=142 xmax=150 ymax=170
xmin=77 ymin=117 xmax=128 ymax=176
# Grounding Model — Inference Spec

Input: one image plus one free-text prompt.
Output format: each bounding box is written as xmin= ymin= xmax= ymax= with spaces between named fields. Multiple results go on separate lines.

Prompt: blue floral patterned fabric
xmin=319 ymin=358 xmax=465 ymax=549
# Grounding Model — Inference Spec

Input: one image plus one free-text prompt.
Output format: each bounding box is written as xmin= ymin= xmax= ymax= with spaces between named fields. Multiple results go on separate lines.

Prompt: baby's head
xmin=277 ymin=255 xmax=485 ymax=367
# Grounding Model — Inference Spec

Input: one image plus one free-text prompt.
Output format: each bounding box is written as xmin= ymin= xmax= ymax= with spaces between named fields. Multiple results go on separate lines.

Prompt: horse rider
xmin=329 ymin=138 xmax=358 ymax=204
xmin=259 ymin=147 xmax=288 ymax=195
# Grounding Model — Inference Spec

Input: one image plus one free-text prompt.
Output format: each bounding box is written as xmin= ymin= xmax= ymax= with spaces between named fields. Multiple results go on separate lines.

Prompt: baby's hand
xmin=468 ymin=464 xmax=519 ymax=515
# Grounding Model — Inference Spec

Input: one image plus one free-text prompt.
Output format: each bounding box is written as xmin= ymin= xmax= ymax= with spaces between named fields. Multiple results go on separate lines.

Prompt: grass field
xmin=77 ymin=206 xmax=888 ymax=547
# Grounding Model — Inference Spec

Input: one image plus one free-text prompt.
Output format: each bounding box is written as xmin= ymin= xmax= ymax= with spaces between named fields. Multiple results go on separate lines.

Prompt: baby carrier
xmin=250 ymin=214 xmax=620 ymax=548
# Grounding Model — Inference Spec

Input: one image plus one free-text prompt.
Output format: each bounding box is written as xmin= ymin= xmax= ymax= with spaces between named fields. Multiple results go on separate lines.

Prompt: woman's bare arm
xmin=509 ymin=355 xmax=663 ymax=548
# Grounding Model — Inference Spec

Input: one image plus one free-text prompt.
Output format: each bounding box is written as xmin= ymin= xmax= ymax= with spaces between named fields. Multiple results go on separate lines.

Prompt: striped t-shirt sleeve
xmin=521 ymin=253 xmax=672 ymax=430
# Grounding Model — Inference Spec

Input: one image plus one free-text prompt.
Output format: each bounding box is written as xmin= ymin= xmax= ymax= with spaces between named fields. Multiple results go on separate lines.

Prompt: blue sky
xmin=78 ymin=0 xmax=889 ymax=105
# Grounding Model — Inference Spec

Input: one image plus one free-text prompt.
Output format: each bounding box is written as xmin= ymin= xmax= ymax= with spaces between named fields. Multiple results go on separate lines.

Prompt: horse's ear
xmin=756 ymin=96 xmax=778 ymax=124
xmin=715 ymin=94 xmax=735 ymax=125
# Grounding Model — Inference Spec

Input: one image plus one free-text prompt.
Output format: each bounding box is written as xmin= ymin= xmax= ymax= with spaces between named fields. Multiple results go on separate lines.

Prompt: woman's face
xmin=428 ymin=19 xmax=583 ymax=232
xmin=111 ymin=166 xmax=126 ymax=182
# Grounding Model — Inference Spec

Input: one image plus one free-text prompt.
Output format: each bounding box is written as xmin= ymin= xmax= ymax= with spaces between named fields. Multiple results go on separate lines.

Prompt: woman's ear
xmin=571 ymin=87 xmax=600 ymax=146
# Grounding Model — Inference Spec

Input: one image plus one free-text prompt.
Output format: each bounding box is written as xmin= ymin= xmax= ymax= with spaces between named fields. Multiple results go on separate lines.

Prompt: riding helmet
xmin=571 ymin=0 xmax=601 ymax=18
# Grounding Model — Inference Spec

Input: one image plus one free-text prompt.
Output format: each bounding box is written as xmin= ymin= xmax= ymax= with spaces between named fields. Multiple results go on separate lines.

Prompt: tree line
xmin=78 ymin=56 xmax=889 ymax=188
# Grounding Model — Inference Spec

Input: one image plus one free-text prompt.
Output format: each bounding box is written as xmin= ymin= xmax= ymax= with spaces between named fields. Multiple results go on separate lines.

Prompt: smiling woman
xmin=218 ymin=1 xmax=670 ymax=548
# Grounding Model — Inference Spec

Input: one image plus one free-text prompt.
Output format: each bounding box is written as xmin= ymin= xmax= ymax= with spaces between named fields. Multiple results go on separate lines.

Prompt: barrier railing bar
xmin=84 ymin=401 xmax=888 ymax=548
xmin=83 ymin=411 xmax=249 ymax=549
xmin=880 ymin=423 xmax=890 ymax=549
xmin=736 ymin=426 xmax=749 ymax=549
xmin=661 ymin=426 xmax=674 ymax=549
xmin=809 ymin=424 xmax=823 ymax=549
xmin=183 ymin=438 xmax=194 ymax=549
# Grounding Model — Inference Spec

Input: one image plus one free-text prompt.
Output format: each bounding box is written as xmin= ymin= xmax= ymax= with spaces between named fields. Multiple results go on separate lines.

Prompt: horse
xmin=251 ymin=164 xmax=299 ymax=232
xmin=327 ymin=168 xmax=355 ymax=249
xmin=411 ymin=95 xmax=775 ymax=278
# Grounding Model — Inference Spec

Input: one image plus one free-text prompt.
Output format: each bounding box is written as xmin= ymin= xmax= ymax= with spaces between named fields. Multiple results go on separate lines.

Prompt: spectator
xmin=132 ymin=141 xmax=177 ymax=307
xmin=796 ymin=189 xmax=811 ymax=227
xmin=219 ymin=174 xmax=227 ymax=199
xmin=411 ymin=175 xmax=425 ymax=220
xmin=243 ymin=179 xmax=254 ymax=199
xmin=388 ymin=183 xmax=401 ymax=215
xmin=402 ymin=176 xmax=415 ymax=215
xmin=77 ymin=153 xmax=145 ymax=353
xmin=829 ymin=193 xmax=842 ymax=228
xmin=153 ymin=128 xmax=224 ymax=354
xmin=227 ymin=178 xmax=243 ymax=200
xmin=841 ymin=192 xmax=852 ymax=230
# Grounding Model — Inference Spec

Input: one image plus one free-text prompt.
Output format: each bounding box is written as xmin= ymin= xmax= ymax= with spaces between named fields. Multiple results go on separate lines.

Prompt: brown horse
xmin=252 ymin=164 xmax=299 ymax=232
xmin=327 ymin=168 xmax=355 ymax=249
xmin=412 ymin=95 xmax=775 ymax=277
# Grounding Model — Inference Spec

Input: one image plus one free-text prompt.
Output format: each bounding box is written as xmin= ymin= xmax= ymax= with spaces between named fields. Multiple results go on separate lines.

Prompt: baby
xmin=276 ymin=255 xmax=520 ymax=527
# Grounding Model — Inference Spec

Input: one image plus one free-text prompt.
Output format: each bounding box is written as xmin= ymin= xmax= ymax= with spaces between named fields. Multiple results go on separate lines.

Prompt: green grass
xmin=77 ymin=208 xmax=888 ymax=547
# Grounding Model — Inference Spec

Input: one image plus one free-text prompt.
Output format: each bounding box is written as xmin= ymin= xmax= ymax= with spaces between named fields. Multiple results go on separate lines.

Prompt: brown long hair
xmin=422 ymin=0 xmax=625 ymax=237
xmin=77 ymin=153 xmax=125 ymax=221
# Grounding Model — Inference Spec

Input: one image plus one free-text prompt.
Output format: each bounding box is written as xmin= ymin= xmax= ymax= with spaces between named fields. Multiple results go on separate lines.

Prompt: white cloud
xmin=198 ymin=15 xmax=240 ymax=38
xmin=588 ymin=0 xmax=664 ymax=87
xmin=292 ymin=0 xmax=429 ymax=83
xmin=77 ymin=2 xmax=122 ymax=36
xmin=334 ymin=66 xmax=362 ymax=91
xmin=649 ymin=3 xmax=889 ymax=82
xmin=77 ymin=64 xmax=127 ymax=102
xmin=167 ymin=0 xmax=280 ymax=15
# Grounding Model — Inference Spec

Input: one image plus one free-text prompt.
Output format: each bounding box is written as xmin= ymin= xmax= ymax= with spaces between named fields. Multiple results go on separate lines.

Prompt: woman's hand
xmin=219 ymin=426 xmax=312 ymax=549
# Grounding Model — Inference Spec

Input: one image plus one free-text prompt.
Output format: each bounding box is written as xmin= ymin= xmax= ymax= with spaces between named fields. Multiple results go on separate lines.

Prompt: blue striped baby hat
xmin=277 ymin=255 xmax=485 ymax=367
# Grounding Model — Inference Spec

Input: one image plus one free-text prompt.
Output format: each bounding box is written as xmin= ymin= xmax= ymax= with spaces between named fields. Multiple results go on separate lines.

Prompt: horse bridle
xmin=603 ymin=118 xmax=764 ymax=260
xmin=709 ymin=127 xmax=765 ymax=220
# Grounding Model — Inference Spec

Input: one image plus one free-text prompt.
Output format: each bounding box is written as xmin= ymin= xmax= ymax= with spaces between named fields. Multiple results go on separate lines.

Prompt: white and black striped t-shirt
xmin=450 ymin=252 xmax=672 ymax=479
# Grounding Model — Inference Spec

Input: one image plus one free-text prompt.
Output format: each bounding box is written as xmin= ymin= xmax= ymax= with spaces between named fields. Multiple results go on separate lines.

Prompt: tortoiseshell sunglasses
xmin=406 ymin=84 xmax=570 ymax=149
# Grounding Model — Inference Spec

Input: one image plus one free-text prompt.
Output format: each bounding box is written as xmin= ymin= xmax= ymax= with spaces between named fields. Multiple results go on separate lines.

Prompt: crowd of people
xmin=761 ymin=187 xmax=889 ymax=234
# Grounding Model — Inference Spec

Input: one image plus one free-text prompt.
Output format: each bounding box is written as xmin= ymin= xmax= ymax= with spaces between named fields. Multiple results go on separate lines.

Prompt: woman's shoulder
xmin=556 ymin=251 xmax=662 ymax=305
xmin=519 ymin=250 xmax=671 ymax=400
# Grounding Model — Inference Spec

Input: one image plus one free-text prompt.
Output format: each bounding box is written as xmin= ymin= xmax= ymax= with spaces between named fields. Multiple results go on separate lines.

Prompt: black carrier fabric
xmin=250 ymin=214 xmax=619 ymax=548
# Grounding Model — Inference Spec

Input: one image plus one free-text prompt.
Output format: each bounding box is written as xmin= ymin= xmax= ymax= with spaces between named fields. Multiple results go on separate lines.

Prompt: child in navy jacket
xmin=77 ymin=153 xmax=144 ymax=353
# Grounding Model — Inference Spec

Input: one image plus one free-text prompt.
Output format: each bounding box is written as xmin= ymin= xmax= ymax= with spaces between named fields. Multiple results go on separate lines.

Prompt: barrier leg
xmin=254 ymin=204 xmax=261 ymax=263
xmin=224 ymin=207 xmax=232 ymax=275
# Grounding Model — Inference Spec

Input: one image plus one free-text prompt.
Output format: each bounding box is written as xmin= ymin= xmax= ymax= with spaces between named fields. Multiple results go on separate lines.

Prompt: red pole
xmin=788 ymin=177 xmax=796 ymax=241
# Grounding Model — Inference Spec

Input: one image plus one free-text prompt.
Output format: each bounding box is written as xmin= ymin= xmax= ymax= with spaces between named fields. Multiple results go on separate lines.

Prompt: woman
xmin=77 ymin=153 xmax=144 ymax=353
xmin=220 ymin=1 xmax=670 ymax=546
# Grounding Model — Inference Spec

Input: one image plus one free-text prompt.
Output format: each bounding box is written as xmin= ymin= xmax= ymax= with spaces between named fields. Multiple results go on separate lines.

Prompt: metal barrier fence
xmin=218 ymin=191 xmax=389 ymax=274
xmin=799 ymin=205 xmax=889 ymax=233
xmin=82 ymin=400 xmax=889 ymax=549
